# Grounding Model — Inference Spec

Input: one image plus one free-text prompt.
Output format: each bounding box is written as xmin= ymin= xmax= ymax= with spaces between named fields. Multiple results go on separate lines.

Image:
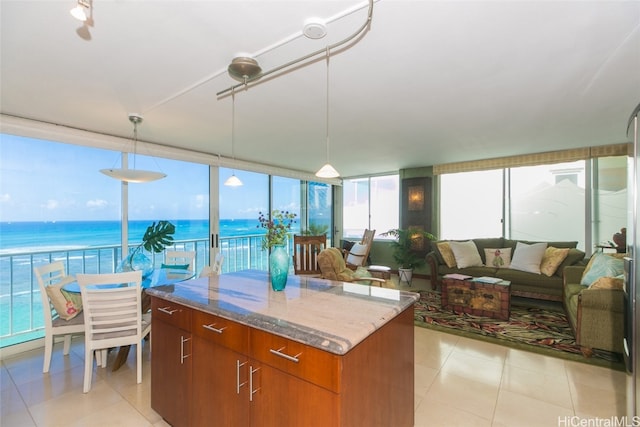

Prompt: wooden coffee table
xmin=441 ymin=277 xmax=511 ymax=320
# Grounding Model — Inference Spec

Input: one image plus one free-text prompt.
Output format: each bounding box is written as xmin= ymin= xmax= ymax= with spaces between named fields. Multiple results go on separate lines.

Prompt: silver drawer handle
xmin=249 ymin=366 xmax=260 ymax=402
xmin=237 ymin=360 xmax=247 ymax=394
xmin=180 ymin=336 xmax=191 ymax=364
xmin=269 ymin=347 xmax=302 ymax=363
xmin=157 ymin=306 xmax=178 ymax=315
xmin=202 ymin=323 xmax=227 ymax=334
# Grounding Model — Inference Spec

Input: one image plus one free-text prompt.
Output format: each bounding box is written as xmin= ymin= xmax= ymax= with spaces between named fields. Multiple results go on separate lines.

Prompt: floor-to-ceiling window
xmin=440 ymin=170 xmax=503 ymax=239
xmin=343 ymin=174 xmax=399 ymax=239
xmin=1 ymin=135 xmax=122 ymax=346
xmin=128 ymin=154 xmax=210 ymax=273
xmin=438 ymin=154 xmax=628 ymax=253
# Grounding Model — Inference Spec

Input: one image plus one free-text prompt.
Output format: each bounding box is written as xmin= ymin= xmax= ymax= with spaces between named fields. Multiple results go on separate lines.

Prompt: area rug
xmin=414 ymin=290 xmax=625 ymax=370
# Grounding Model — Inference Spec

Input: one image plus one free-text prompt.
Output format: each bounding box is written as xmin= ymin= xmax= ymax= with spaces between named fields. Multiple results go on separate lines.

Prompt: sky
xmin=0 ymin=133 xmax=278 ymax=222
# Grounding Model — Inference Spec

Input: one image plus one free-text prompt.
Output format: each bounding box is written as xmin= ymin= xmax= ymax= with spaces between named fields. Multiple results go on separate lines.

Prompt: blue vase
xmin=269 ymin=245 xmax=289 ymax=291
xmin=117 ymin=251 xmax=153 ymax=279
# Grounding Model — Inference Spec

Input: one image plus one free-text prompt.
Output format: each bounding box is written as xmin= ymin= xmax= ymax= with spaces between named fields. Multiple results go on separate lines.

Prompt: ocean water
xmin=0 ymin=218 xmax=299 ymax=345
xmin=0 ymin=219 xmax=274 ymax=254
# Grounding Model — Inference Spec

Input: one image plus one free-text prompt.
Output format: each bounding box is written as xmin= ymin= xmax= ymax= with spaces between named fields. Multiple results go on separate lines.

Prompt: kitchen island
xmin=146 ymin=269 xmax=418 ymax=427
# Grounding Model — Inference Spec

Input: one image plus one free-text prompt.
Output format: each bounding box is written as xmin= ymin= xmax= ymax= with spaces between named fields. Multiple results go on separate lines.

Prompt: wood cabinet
xmin=150 ymin=298 xmax=192 ymax=427
xmin=151 ymin=295 xmax=414 ymax=427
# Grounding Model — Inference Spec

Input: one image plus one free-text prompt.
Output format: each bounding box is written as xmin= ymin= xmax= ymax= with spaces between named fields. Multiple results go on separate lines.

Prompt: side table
xmin=367 ymin=265 xmax=391 ymax=280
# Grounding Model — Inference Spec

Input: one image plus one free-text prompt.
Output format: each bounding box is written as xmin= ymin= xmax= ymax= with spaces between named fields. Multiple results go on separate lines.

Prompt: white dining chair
xmin=163 ymin=250 xmax=196 ymax=271
xmin=198 ymin=253 xmax=224 ymax=278
xmin=76 ymin=270 xmax=151 ymax=393
xmin=34 ymin=261 xmax=85 ymax=373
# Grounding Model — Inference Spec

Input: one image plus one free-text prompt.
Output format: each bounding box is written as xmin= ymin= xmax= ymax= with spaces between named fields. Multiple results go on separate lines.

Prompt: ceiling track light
xmin=70 ymin=0 xmax=90 ymax=22
xmin=100 ymin=114 xmax=167 ymax=183
xmin=217 ymin=0 xmax=373 ymax=97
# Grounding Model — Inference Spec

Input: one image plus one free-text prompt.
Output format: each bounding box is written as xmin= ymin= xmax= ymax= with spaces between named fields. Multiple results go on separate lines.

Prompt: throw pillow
xmin=437 ymin=242 xmax=457 ymax=268
xmin=161 ymin=263 xmax=190 ymax=270
xmin=589 ymin=275 xmax=624 ymax=290
xmin=448 ymin=240 xmax=483 ymax=269
xmin=509 ymin=242 xmax=547 ymax=274
xmin=540 ymin=246 xmax=570 ymax=277
xmin=346 ymin=243 xmax=367 ymax=266
xmin=45 ymin=283 xmax=82 ymax=320
xmin=580 ymin=252 xmax=625 ymax=286
xmin=484 ymin=248 xmax=512 ymax=268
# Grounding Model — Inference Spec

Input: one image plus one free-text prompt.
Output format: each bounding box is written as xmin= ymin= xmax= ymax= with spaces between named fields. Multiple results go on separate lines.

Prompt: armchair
xmin=317 ymin=248 xmax=386 ymax=286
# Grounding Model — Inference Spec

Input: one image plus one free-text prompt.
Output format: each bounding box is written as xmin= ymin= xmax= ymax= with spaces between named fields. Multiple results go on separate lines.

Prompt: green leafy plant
xmin=127 ymin=220 xmax=176 ymax=262
xmin=257 ymin=210 xmax=297 ymax=250
xmin=380 ymin=227 xmax=436 ymax=269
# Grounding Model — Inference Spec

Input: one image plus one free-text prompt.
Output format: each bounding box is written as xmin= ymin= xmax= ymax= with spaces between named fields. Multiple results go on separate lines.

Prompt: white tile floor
xmin=1 ymin=277 xmax=628 ymax=427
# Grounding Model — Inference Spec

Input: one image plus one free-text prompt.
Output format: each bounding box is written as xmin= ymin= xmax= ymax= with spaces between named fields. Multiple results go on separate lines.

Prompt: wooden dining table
xmin=63 ymin=268 xmax=195 ymax=371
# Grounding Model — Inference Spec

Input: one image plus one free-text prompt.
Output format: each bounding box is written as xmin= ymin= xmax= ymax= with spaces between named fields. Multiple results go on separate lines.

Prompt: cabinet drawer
xmin=249 ymin=328 xmax=341 ymax=393
xmin=151 ymin=297 xmax=192 ymax=331
xmin=191 ymin=311 xmax=248 ymax=354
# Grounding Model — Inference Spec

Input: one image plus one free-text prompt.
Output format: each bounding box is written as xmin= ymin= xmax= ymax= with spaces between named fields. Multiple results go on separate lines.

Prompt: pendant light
xmin=316 ymin=47 xmax=340 ymax=178
xmin=224 ymin=89 xmax=243 ymax=187
xmin=69 ymin=0 xmax=89 ymax=21
xmin=100 ymin=114 xmax=166 ymax=183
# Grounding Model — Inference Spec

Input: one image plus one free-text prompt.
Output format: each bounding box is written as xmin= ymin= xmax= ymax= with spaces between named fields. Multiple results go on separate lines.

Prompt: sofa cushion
xmin=484 ymin=248 xmax=511 ymax=268
xmin=540 ymin=247 xmax=570 ymax=277
xmin=509 ymin=242 xmax=547 ymax=274
xmin=580 ymin=252 xmax=625 ymax=286
xmin=449 ymin=240 xmax=483 ymax=268
xmin=436 ymin=242 xmax=457 ymax=268
xmin=589 ymin=276 xmax=624 ymax=290
xmin=471 ymin=238 xmax=506 ymax=264
xmin=555 ymin=248 xmax=586 ymax=276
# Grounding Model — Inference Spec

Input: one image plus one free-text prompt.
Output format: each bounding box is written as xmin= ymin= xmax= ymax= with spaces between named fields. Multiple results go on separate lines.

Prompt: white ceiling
xmin=1 ymin=0 xmax=639 ymax=178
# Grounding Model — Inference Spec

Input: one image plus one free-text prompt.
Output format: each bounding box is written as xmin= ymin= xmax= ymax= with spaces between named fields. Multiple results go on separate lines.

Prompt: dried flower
xmin=257 ymin=210 xmax=297 ymax=250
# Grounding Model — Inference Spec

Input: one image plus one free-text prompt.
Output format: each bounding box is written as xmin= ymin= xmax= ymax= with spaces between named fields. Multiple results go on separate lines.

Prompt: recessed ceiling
xmin=1 ymin=0 xmax=639 ymax=178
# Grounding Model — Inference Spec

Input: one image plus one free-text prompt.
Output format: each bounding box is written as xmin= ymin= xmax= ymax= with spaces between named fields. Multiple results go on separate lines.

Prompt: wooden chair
xmin=34 ymin=261 xmax=85 ymax=373
xmin=344 ymin=229 xmax=375 ymax=269
xmin=77 ymin=271 xmax=151 ymax=393
xmin=163 ymin=250 xmax=196 ymax=271
xmin=317 ymin=248 xmax=386 ymax=286
xmin=292 ymin=235 xmax=327 ymax=276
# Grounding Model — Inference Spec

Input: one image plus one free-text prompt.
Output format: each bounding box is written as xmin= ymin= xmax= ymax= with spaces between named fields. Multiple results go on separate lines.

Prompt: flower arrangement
xmin=257 ymin=210 xmax=297 ymax=250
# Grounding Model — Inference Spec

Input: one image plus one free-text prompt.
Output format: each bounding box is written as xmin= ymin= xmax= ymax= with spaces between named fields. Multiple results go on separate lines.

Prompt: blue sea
xmin=0 ymin=219 xmax=278 ymax=254
xmin=0 ymin=218 xmax=305 ymax=346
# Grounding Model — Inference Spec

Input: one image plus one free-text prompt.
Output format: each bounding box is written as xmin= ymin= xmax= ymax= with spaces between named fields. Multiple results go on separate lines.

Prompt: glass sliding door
xmin=307 ymin=181 xmax=333 ymax=246
xmin=128 ymin=154 xmax=210 ymax=274
xmin=219 ymin=168 xmax=268 ymax=272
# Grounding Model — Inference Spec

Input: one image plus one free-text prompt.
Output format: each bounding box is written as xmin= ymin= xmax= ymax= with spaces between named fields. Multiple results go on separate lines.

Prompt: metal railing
xmin=0 ymin=233 xmax=290 ymax=348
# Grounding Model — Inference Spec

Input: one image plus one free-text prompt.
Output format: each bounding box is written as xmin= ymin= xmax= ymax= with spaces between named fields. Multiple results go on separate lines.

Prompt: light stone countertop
xmin=145 ymin=269 xmax=419 ymax=355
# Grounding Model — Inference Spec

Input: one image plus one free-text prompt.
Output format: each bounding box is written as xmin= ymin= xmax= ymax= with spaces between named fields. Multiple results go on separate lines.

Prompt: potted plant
xmin=119 ymin=220 xmax=176 ymax=278
xmin=257 ymin=210 xmax=297 ymax=290
xmin=381 ymin=227 xmax=436 ymax=283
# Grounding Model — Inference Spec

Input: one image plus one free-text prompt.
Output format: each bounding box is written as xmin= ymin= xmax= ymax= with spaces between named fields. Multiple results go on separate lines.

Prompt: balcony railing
xmin=0 ymin=233 xmax=290 ymax=348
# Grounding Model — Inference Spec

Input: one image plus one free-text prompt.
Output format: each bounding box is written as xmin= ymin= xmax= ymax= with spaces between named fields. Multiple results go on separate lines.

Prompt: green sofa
xmin=562 ymin=263 xmax=624 ymax=354
xmin=426 ymin=238 xmax=585 ymax=302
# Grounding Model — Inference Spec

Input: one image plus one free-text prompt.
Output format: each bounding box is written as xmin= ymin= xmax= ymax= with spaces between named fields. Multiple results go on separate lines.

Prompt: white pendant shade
xmin=315 ymin=163 xmax=339 ymax=178
xmin=224 ymin=173 xmax=243 ymax=187
xmin=100 ymin=168 xmax=167 ymax=183
xmin=69 ymin=5 xmax=87 ymax=21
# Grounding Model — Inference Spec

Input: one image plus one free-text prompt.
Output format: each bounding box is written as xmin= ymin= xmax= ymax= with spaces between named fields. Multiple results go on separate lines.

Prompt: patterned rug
xmin=414 ymin=290 xmax=625 ymax=370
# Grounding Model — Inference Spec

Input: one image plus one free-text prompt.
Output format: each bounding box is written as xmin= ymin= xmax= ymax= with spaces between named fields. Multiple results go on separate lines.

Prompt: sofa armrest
xmin=426 ymin=251 xmax=440 ymax=290
xmin=579 ymin=288 xmax=625 ymax=312
xmin=563 ymin=265 xmax=585 ymax=286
